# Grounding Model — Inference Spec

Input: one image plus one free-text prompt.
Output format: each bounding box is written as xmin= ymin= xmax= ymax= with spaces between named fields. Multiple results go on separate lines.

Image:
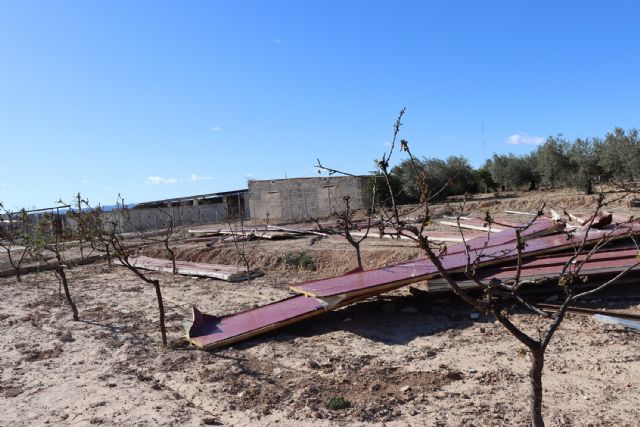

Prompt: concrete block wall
xmin=248 ymin=175 xmax=371 ymax=222
xmin=97 ymin=192 xmax=251 ymax=232
xmin=100 ymin=203 xmax=231 ymax=233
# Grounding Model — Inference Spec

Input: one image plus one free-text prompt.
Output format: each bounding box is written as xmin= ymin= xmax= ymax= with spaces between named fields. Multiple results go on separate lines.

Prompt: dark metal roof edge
xmin=132 ymin=189 xmax=248 ymax=208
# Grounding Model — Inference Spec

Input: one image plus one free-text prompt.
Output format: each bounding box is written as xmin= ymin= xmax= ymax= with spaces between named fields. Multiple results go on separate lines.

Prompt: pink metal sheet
xmin=462 ymin=248 xmax=640 ymax=281
xmin=397 ymin=218 xmax=559 ymax=264
xmin=291 ymin=224 xmax=639 ymax=298
xmin=188 ymin=289 xmax=382 ymax=348
xmin=188 ymin=296 xmax=326 ymax=347
xmin=436 ymin=218 xmax=558 ymax=255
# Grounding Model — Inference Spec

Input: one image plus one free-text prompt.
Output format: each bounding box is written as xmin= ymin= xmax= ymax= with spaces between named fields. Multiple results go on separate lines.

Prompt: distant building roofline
xmin=247 ymin=175 xmax=371 ymax=184
xmin=132 ymin=189 xmax=248 ymax=209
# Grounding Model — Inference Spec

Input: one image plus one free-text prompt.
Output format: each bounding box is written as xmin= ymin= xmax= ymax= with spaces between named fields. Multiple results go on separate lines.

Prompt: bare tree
xmin=132 ymin=209 xmax=179 ymax=274
xmin=31 ymin=210 xmax=82 ymax=321
xmin=224 ymin=209 xmax=265 ymax=283
xmin=163 ymin=217 xmax=177 ymax=274
xmin=312 ymin=195 xmax=372 ymax=270
xmin=405 ymin=126 xmax=638 ymax=426
xmin=109 ymin=233 xmax=168 ymax=345
xmin=70 ymin=195 xmax=171 ymax=346
xmin=0 ymin=204 xmax=32 ymax=282
xmin=95 ymin=197 xmax=170 ymax=345
xmin=322 ymin=108 xmax=640 ymax=426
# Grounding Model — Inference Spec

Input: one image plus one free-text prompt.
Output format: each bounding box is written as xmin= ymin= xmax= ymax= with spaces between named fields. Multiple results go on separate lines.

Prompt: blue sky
xmin=1 ymin=1 xmax=639 ymax=210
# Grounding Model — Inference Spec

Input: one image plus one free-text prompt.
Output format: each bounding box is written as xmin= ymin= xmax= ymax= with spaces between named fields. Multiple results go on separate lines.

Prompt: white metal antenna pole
xmin=482 ymin=121 xmax=486 ymax=161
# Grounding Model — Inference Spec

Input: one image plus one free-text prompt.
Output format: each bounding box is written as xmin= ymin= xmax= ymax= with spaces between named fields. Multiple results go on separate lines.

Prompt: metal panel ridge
xmin=290 ymin=223 xmax=639 ymax=298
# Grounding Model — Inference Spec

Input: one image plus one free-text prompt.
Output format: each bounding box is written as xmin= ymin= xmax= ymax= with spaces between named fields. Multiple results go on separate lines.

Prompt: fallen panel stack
xmin=188 ymin=226 xmax=301 ymax=240
xmin=185 ymin=217 xmax=640 ymax=349
xmin=426 ymin=246 xmax=640 ymax=293
xmin=350 ymin=227 xmax=486 ymax=243
xmin=122 ymin=256 xmax=264 ymax=282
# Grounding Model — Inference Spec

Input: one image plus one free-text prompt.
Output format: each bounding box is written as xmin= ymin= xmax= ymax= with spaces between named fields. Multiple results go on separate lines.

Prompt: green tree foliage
xmin=392 ymin=158 xmax=422 ymax=201
xmin=445 ymin=156 xmax=478 ymax=195
xmin=596 ymin=128 xmax=640 ymax=181
xmin=486 ymin=154 xmax=539 ymax=191
xmin=379 ymin=127 xmax=638 ymax=198
xmin=474 ymin=164 xmax=498 ymax=193
xmin=392 ymin=156 xmax=477 ymax=201
xmin=567 ymin=138 xmax=601 ymax=194
xmin=534 ymin=137 xmax=570 ymax=188
xmin=366 ymin=171 xmax=404 ymax=207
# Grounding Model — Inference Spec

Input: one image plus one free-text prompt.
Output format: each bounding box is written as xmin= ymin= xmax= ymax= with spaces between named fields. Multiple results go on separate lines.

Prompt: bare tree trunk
xmin=57 ymin=267 xmax=79 ymax=321
xmin=105 ymin=243 xmax=112 ymax=266
xmin=585 ymin=179 xmax=593 ymax=195
xmin=530 ymin=348 xmax=545 ymax=427
xmin=354 ymin=243 xmax=362 ymax=270
xmin=8 ymin=252 xmax=21 ymax=282
xmin=6 ymin=249 xmax=23 ymax=282
xmin=243 ymin=257 xmax=251 ymax=283
xmin=164 ymin=239 xmax=176 ymax=274
xmin=152 ymin=279 xmax=167 ymax=345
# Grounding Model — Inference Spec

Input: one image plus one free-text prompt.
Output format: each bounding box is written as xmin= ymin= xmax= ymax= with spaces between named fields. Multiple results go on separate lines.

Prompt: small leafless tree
xmin=224 ymin=209 xmax=265 ymax=283
xmin=95 ymin=197 xmax=171 ymax=345
xmin=131 ymin=208 xmax=179 ymax=274
xmin=0 ymin=204 xmax=32 ymax=282
xmin=163 ymin=217 xmax=177 ymax=274
xmin=32 ymin=211 xmax=83 ymax=321
xmin=321 ymin=108 xmax=640 ymax=426
xmin=312 ymin=195 xmax=372 ymax=270
xmin=108 ymin=233 xmax=168 ymax=346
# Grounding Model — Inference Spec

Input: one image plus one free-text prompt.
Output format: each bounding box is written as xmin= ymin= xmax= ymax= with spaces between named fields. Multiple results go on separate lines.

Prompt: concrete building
xmin=117 ymin=189 xmax=250 ymax=231
xmin=248 ymin=175 xmax=372 ymax=222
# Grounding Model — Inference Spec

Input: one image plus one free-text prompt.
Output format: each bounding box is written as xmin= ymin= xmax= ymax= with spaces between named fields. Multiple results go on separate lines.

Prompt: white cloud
xmin=146 ymin=176 xmax=178 ymax=185
xmin=210 ymin=126 xmax=221 ymax=131
xmin=81 ymin=179 xmax=89 ymax=184
xmin=273 ymin=38 xmax=282 ymax=45
xmin=383 ymin=140 xmax=391 ymax=147
xmin=190 ymin=174 xmax=212 ymax=182
xmin=506 ymin=133 xmax=545 ymax=145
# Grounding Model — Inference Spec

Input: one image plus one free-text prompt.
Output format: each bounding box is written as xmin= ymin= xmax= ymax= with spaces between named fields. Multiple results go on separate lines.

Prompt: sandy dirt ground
xmin=1 ymin=190 xmax=639 ymax=426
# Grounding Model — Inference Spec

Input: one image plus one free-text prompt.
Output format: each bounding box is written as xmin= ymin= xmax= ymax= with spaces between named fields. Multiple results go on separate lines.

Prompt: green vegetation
xmin=279 ymin=251 xmax=316 ymax=270
xmin=384 ymin=127 xmax=640 ymax=198
xmin=325 ymin=396 xmax=351 ymax=410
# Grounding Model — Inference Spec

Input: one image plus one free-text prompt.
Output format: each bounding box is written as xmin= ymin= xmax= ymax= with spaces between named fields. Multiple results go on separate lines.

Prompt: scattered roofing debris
xmin=426 ymin=246 xmax=640 ymax=293
xmin=188 ymin=226 xmax=299 ymax=240
xmin=438 ymin=218 xmax=505 ymax=233
xmin=119 ymin=256 xmax=263 ymax=282
xmin=437 ymin=215 xmax=521 ymax=233
xmin=504 ymin=210 xmax=538 ymax=216
xmin=289 ymin=226 xmax=635 ymax=299
xmin=185 ymin=208 xmax=640 ymax=349
xmin=563 ymin=210 xmax=613 ymax=228
xmin=185 ymin=219 xmax=572 ymax=349
xmin=189 ymin=219 xmax=371 ymax=242
xmin=350 ymin=227 xmax=485 ymax=243
xmin=537 ymin=303 xmax=640 ymax=321
xmin=592 ymin=314 xmax=640 ymax=331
